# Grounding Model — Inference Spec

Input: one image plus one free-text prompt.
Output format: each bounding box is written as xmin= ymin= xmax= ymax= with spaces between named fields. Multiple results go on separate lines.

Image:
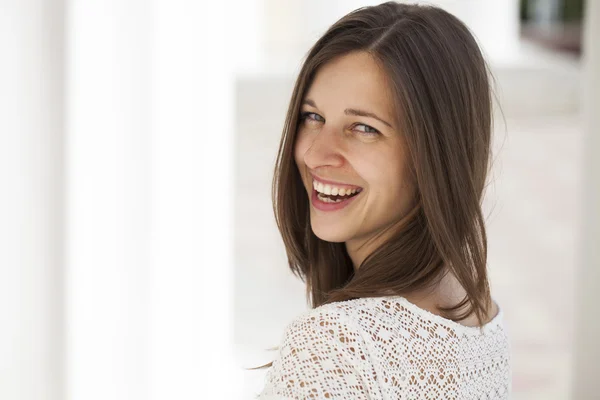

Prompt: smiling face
xmin=294 ymin=51 xmax=418 ymax=270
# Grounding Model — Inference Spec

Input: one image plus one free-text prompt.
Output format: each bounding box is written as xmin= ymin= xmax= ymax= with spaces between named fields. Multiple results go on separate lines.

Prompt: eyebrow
xmin=302 ymin=98 xmax=393 ymax=129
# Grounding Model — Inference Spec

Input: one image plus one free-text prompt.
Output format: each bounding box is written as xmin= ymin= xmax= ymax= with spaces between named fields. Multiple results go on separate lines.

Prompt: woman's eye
xmin=300 ymin=111 xmax=324 ymax=123
xmin=300 ymin=112 xmax=323 ymax=122
xmin=299 ymin=112 xmax=380 ymax=137
xmin=354 ymin=123 xmax=380 ymax=137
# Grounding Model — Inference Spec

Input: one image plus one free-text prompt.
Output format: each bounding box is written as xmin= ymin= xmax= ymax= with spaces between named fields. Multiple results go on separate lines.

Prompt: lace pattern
xmin=258 ymin=296 xmax=511 ymax=399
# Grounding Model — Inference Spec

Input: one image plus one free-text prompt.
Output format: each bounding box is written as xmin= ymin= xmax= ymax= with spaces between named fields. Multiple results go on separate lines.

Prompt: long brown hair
xmin=248 ymin=1 xmax=496 ymax=371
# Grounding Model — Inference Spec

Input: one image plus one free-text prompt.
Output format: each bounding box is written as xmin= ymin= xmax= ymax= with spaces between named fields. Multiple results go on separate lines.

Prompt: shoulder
xmin=258 ymin=301 xmax=382 ymax=399
xmin=277 ymin=301 xmax=373 ymax=370
xmin=284 ymin=302 xmax=363 ymax=343
xmin=280 ymin=298 xmax=398 ymax=353
xmin=280 ymin=297 xmax=415 ymax=347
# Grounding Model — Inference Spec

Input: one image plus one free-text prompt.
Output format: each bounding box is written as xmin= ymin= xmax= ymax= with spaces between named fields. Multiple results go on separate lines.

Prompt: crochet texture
xmin=258 ymin=296 xmax=511 ymax=399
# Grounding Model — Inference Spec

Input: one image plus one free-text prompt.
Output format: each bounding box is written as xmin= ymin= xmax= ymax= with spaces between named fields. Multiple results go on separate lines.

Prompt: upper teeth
xmin=313 ymin=180 xmax=361 ymax=196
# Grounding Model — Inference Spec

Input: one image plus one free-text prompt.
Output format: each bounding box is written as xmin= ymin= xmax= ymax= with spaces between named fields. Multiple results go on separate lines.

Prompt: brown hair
xmin=248 ymin=1 xmax=497 ymax=371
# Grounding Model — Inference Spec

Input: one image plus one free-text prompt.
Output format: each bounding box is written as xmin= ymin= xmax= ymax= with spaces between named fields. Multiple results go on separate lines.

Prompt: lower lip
xmin=311 ymin=189 xmax=361 ymax=211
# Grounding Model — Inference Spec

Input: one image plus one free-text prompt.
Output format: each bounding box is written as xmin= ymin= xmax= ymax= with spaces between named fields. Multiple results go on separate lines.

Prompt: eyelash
xmin=299 ymin=111 xmax=381 ymax=137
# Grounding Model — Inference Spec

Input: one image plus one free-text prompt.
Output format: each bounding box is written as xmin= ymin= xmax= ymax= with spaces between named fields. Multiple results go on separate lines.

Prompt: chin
xmin=310 ymin=221 xmax=350 ymax=243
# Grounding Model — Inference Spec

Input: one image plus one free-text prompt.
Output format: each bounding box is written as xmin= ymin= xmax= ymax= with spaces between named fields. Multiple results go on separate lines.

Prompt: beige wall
xmin=572 ymin=0 xmax=600 ymax=396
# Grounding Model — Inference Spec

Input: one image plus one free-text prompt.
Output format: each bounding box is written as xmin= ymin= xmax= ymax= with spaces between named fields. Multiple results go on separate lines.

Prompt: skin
xmin=294 ymin=50 xmax=416 ymax=272
xmin=293 ymin=50 xmax=498 ymax=325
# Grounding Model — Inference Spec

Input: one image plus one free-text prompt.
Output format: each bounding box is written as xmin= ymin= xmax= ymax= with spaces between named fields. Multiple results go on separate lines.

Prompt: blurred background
xmin=1 ymin=0 xmax=598 ymax=399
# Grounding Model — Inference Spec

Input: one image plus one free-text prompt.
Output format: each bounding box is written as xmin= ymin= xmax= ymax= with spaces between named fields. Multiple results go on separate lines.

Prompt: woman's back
xmin=258 ymin=297 xmax=510 ymax=399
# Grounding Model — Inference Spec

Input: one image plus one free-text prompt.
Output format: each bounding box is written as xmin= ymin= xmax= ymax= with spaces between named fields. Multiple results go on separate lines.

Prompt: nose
xmin=302 ymin=125 xmax=345 ymax=170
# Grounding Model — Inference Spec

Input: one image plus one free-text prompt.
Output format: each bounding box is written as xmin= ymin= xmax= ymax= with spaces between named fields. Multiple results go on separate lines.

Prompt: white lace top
xmin=258 ymin=296 xmax=511 ymax=399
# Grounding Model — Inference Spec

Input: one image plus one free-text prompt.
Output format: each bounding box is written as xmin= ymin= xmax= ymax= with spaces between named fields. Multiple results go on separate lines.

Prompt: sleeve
xmin=257 ymin=306 xmax=382 ymax=400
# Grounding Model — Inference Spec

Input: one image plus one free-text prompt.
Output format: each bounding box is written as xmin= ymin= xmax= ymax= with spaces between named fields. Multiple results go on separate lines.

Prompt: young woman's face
xmin=294 ymin=51 xmax=417 ymax=269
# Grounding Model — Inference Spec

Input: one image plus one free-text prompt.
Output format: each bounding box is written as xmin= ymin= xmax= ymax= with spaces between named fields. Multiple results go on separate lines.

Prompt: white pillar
xmin=0 ymin=1 xmax=65 ymax=400
xmin=66 ymin=0 xmax=241 ymax=398
xmin=65 ymin=1 xmax=152 ymax=399
xmin=572 ymin=0 xmax=600 ymax=397
xmin=149 ymin=0 xmax=241 ymax=399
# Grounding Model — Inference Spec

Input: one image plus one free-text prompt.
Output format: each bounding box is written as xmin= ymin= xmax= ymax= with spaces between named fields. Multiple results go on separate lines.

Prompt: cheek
xmin=293 ymin=133 xmax=309 ymax=167
xmin=360 ymin=151 xmax=409 ymax=196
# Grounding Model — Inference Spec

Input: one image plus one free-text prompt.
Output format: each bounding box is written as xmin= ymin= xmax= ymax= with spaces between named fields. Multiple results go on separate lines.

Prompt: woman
xmin=253 ymin=2 xmax=511 ymax=398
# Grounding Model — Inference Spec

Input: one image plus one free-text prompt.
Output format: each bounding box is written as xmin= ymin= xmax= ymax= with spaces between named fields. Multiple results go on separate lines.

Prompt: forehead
xmin=305 ymin=51 xmax=396 ymax=119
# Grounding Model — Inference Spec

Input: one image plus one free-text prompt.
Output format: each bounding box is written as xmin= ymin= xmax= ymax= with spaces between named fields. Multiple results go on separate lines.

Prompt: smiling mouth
xmin=314 ymin=188 xmax=362 ymax=203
